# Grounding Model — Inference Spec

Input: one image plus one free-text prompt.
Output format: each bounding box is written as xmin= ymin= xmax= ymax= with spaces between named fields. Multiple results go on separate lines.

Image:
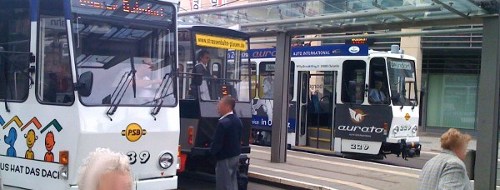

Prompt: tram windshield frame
xmin=387 ymin=58 xmax=418 ymax=106
xmin=70 ymin=0 xmax=177 ymax=107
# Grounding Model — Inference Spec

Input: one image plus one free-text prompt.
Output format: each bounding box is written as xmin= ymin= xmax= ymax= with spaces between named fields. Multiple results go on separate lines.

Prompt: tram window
xmin=72 ymin=21 xmax=176 ymax=107
xmin=188 ymin=46 xmax=250 ymax=102
xmin=368 ymin=58 xmax=390 ymax=105
xmin=37 ymin=13 xmax=74 ymax=105
xmin=0 ymin=0 xmax=31 ymax=101
xmin=178 ymin=30 xmax=192 ymax=99
xmin=341 ymin=60 xmax=366 ymax=104
xmin=249 ymin=62 xmax=257 ymax=99
xmin=300 ymin=72 xmax=308 ymax=104
xmin=258 ymin=62 xmax=275 ymax=99
xmin=387 ymin=58 xmax=418 ymax=106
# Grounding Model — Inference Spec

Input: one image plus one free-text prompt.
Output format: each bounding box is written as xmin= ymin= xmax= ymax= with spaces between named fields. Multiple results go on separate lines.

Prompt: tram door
xmin=297 ymin=71 xmax=336 ymax=150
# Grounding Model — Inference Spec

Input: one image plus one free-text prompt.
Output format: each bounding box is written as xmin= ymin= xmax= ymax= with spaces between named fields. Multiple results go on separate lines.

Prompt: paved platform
xmin=248 ymin=145 xmax=422 ymax=190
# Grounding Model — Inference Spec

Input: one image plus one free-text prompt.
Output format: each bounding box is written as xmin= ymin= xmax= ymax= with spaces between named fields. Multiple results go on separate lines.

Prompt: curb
xmin=248 ymin=171 xmax=336 ymax=190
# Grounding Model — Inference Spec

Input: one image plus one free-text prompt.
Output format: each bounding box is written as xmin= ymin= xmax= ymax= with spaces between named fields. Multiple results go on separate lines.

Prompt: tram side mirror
xmin=76 ymin=71 xmax=93 ymax=97
xmin=464 ymin=149 xmax=476 ymax=180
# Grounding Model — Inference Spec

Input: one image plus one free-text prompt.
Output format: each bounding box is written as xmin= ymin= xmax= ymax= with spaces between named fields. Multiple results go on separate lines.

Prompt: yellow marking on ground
xmin=252 ymin=149 xmax=419 ymax=178
xmin=251 ymin=165 xmax=379 ymax=190
xmin=308 ymin=137 xmax=331 ymax=142
xmin=294 ymin=146 xmax=335 ymax=154
xmin=308 ymin=127 xmax=333 ymax=132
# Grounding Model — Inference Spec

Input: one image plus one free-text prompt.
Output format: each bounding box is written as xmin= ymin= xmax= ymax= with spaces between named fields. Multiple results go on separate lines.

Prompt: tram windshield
xmin=183 ymin=32 xmax=250 ymax=102
xmin=387 ymin=58 xmax=418 ymax=106
xmin=70 ymin=0 xmax=177 ymax=106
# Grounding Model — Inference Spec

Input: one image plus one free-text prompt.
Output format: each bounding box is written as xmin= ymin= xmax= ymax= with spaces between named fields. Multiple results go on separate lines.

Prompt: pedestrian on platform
xmin=418 ymin=128 xmax=473 ymax=190
xmin=211 ymin=96 xmax=242 ymax=190
xmin=77 ymin=148 xmax=133 ymax=190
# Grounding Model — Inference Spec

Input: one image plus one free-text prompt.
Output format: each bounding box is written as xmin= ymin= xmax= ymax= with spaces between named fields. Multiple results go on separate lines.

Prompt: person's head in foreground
xmin=441 ymin=128 xmax=472 ymax=161
xmin=78 ymin=148 xmax=133 ymax=190
xmin=217 ymin=95 xmax=236 ymax=117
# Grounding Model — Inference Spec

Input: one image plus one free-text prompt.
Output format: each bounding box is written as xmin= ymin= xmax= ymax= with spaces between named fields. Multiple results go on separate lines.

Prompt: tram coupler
xmin=398 ymin=139 xmax=421 ymax=160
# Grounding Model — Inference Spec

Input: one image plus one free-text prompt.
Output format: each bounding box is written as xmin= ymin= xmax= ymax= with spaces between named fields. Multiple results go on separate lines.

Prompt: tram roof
xmin=178 ymin=0 xmax=498 ymax=37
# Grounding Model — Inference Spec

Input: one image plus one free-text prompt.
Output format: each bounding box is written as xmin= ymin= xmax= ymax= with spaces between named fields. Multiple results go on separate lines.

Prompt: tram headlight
xmin=411 ymin=125 xmax=418 ymax=134
xmin=59 ymin=166 xmax=68 ymax=180
xmin=392 ymin=126 xmax=399 ymax=134
xmin=159 ymin=152 xmax=174 ymax=169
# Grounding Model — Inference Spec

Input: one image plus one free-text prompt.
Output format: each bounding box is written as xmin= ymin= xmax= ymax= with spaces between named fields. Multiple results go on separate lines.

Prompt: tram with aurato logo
xmin=250 ymin=44 xmax=421 ymax=159
xmin=0 ymin=0 xmax=180 ymax=189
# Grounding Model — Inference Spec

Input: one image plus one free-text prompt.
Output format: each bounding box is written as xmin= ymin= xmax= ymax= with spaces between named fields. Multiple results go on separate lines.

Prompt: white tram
xmin=250 ymin=45 xmax=421 ymax=159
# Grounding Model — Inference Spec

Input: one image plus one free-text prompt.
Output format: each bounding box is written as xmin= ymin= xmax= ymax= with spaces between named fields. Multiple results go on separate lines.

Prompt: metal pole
xmin=475 ymin=16 xmax=500 ymax=190
xmin=271 ymin=32 xmax=291 ymax=163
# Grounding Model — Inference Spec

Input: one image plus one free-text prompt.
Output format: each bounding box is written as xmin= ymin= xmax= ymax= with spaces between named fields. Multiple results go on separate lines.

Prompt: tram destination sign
xmin=196 ymin=34 xmax=248 ymax=51
xmin=72 ymin=0 xmax=174 ymax=22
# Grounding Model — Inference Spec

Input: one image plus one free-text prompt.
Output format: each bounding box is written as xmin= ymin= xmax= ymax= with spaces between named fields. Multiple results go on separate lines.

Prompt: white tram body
xmin=250 ymin=45 xmax=421 ymax=158
xmin=0 ymin=0 xmax=180 ymax=189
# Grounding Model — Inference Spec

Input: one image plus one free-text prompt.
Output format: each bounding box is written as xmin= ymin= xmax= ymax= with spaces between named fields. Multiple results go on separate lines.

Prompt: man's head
xmin=197 ymin=50 xmax=210 ymax=65
xmin=217 ymin=96 xmax=235 ymax=116
xmin=375 ymin=81 xmax=383 ymax=90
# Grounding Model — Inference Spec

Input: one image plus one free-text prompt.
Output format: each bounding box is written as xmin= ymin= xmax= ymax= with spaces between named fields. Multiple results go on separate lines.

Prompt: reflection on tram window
xmin=387 ymin=58 xmax=418 ymax=106
xmin=183 ymin=46 xmax=250 ymax=102
xmin=369 ymin=58 xmax=390 ymax=105
xmin=258 ymin=62 xmax=275 ymax=99
xmin=38 ymin=14 xmax=74 ymax=105
xmin=72 ymin=16 xmax=176 ymax=107
xmin=341 ymin=60 xmax=366 ymax=104
xmin=0 ymin=0 xmax=31 ymax=101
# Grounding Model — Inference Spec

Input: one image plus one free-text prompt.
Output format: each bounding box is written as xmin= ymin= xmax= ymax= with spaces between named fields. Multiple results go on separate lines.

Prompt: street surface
xmin=178 ymin=145 xmax=439 ymax=190
xmin=249 ymin=145 xmax=435 ymax=190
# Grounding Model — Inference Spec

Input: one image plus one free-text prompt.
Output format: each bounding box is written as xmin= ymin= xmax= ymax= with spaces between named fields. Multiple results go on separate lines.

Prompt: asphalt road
xmin=373 ymin=151 xmax=436 ymax=169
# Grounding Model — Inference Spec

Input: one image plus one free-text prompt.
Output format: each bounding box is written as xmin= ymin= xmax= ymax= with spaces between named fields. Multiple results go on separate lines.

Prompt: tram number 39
xmin=350 ymin=143 xmax=369 ymax=150
xmin=127 ymin=151 xmax=151 ymax=165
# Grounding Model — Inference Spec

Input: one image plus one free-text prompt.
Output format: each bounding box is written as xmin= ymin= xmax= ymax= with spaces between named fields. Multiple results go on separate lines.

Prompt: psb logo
xmin=122 ymin=123 xmax=147 ymax=142
xmin=348 ymin=108 xmax=367 ymax=124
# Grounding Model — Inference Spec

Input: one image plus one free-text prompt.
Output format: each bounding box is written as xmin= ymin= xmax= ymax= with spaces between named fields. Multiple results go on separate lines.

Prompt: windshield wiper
xmin=105 ymin=71 xmax=132 ymax=120
xmin=146 ymin=71 xmax=175 ymax=120
xmin=106 ymin=57 xmax=137 ymax=120
xmin=130 ymin=56 xmax=137 ymax=98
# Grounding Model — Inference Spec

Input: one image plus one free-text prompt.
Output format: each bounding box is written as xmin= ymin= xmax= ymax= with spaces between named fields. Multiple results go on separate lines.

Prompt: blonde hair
xmin=77 ymin=148 xmax=133 ymax=190
xmin=440 ymin=128 xmax=471 ymax=151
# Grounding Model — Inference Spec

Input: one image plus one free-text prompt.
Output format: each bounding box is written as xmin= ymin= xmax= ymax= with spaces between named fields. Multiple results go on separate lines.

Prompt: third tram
xmin=250 ymin=44 xmax=421 ymax=159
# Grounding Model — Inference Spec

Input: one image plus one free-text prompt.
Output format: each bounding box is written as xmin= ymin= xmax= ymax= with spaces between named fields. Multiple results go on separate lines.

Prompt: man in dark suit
xmin=190 ymin=49 xmax=212 ymax=100
xmin=211 ymin=96 xmax=242 ymax=190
